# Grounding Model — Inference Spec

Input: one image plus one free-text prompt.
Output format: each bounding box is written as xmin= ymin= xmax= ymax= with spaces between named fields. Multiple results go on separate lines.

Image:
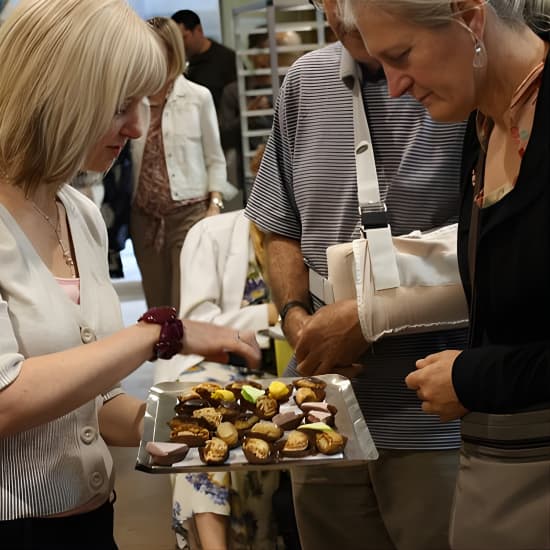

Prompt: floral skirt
xmin=170 ymin=362 xmax=280 ymax=549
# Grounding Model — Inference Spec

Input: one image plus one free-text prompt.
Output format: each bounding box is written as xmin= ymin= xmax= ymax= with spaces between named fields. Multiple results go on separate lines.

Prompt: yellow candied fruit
xmin=268 ymin=380 xmax=290 ymax=400
xmin=211 ymin=389 xmax=235 ymax=402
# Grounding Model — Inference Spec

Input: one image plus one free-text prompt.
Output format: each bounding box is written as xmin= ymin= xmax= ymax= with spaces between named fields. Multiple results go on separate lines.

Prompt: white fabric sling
xmin=312 ymin=67 xmax=469 ymax=342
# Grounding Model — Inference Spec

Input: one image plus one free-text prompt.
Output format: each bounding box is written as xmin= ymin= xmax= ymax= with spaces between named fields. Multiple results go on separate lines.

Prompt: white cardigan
xmin=154 ymin=210 xmax=270 ymax=383
xmin=0 ymin=185 xmax=123 ymax=519
xmin=132 ymin=75 xmax=237 ymax=202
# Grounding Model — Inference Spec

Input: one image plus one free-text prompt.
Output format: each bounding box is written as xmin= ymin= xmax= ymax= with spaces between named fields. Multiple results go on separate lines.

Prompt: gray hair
xmin=338 ymin=0 xmax=550 ymax=31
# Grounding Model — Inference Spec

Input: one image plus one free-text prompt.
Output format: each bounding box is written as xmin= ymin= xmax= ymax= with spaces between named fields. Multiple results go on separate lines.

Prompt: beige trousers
xmin=450 ymin=411 xmax=550 ymax=550
xmin=290 ymin=448 xmax=459 ymax=550
xmin=130 ymin=202 xmax=207 ymax=309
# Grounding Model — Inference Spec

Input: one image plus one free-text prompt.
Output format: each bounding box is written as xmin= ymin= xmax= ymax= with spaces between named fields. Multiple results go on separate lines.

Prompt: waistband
xmin=461 ymin=409 xmax=550 ymax=449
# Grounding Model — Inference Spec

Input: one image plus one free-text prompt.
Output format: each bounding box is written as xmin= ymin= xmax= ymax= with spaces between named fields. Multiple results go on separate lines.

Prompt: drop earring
xmin=473 ymin=37 xmax=487 ymax=69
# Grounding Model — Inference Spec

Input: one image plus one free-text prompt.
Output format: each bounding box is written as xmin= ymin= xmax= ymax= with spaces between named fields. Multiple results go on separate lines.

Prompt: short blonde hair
xmin=147 ymin=17 xmax=186 ymax=83
xmin=0 ymin=0 xmax=167 ymax=193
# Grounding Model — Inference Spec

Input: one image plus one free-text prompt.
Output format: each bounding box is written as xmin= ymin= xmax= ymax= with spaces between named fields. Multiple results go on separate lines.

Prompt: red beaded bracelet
xmin=138 ymin=307 xmax=184 ymax=361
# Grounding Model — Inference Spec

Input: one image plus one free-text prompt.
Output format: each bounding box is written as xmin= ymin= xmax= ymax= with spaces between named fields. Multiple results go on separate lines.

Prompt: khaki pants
xmin=130 ymin=202 xmax=207 ymax=309
xmin=450 ymin=411 xmax=550 ymax=550
xmin=290 ymin=448 xmax=459 ymax=550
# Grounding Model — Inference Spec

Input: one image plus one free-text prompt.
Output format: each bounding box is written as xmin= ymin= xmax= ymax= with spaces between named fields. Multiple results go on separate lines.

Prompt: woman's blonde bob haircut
xmin=0 ymin=0 xmax=167 ymax=193
xmin=147 ymin=17 xmax=186 ymax=83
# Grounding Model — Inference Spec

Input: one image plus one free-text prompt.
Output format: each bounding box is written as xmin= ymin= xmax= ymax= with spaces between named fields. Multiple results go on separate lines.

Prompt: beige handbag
xmin=312 ymin=64 xmax=468 ymax=342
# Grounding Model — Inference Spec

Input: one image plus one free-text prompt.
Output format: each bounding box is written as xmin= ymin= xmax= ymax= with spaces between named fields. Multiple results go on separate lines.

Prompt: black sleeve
xmin=452 ymin=342 xmax=550 ymax=412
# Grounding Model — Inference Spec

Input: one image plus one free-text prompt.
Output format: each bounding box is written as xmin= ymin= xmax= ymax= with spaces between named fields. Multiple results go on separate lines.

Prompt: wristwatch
xmin=279 ymin=300 xmax=312 ymax=328
xmin=210 ymin=196 xmax=224 ymax=210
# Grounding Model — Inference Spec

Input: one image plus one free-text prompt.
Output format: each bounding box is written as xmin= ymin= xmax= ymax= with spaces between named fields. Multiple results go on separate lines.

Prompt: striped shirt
xmin=245 ymin=42 xmax=468 ymax=449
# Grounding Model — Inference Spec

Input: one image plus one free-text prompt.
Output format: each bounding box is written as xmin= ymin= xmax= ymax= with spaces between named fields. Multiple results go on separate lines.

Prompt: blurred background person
xmin=219 ymin=29 xmax=302 ymax=193
xmin=171 ymin=8 xmax=236 ymax=116
xmin=130 ymin=16 xmax=236 ymax=310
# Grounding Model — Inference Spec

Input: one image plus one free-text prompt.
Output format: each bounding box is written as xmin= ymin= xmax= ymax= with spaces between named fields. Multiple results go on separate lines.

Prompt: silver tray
xmin=136 ymin=373 xmax=378 ymax=473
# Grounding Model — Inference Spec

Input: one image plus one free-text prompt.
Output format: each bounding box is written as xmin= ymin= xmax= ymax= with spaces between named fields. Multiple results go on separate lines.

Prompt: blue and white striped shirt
xmin=245 ymin=42 xmax=468 ymax=450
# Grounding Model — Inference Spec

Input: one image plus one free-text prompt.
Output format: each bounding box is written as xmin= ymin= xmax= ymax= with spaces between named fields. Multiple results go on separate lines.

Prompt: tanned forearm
xmin=265 ymin=232 xmax=311 ymax=346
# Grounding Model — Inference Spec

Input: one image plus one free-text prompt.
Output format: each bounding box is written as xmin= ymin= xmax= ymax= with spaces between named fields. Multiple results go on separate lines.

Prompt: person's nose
xmin=122 ymin=102 xmax=145 ymax=140
xmin=385 ymin=67 xmax=413 ymax=98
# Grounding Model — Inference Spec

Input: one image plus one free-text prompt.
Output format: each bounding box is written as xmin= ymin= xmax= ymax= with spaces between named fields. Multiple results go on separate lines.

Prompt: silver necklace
xmin=30 ymin=199 xmax=76 ymax=278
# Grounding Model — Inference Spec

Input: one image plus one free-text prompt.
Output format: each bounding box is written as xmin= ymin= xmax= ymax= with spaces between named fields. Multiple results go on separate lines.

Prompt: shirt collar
xmin=339 ymin=45 xmax=385 ymax=90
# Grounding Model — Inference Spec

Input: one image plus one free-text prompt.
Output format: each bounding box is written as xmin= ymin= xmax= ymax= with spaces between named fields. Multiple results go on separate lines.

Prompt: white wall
xmin=2 ymin=1 xmax=222 ymax=41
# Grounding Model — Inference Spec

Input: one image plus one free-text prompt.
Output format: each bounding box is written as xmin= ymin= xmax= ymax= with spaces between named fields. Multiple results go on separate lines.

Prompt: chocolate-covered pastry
xmin=209 ymin=389 xmax=236 ymax=406
xmin=216 ymin=400 xmax=240 ymax=422
xmin=254 ymin=395 xmax=279 ymax=419
xmin=306 ymin=410 xmax=335 ymax=426
xmin=293 ymin=377 xmax=327 ymax=391
xmin=168 ymin=421 xmax=210 ymax=447
xmin=199 ymin=437 xmax=229 ymax=464
xmin=294 ymin=387 xmax=322 ymax=407
xmin=272 ymin=411 xmax=305 ymax=431
xmin=191 ymin=382 xmax=222 ymax=400
xmin=249 ymin=421 xmax=283 ymax=442
xmin=241 ymin=384 xmax=266 ymax=405
xmin=267 ymin=380 xmax=292 ymax=402
xmin=280 ymin=430 xmax=312 ymax=458
xmin=300 ymin=401 xmax=338 ymax=415
xmin=146 ymin=441 xmax=189 ymax=466
xmin=174 ymin=397 xmax=209 ymax=417
xmin=234 ymin=412 xmax=260 ymax=433
xmin=192 ymin=407 xmax=223 ymax=430
xmin=242 ymin=436 xmax=276 ymax=464
xmin=225 ymin=379 xmax=263 ymax=400
xmin=315 ymin=430 xmax=347 ymax=455
xmin=216 ymin=422 xmax=239 ymax=448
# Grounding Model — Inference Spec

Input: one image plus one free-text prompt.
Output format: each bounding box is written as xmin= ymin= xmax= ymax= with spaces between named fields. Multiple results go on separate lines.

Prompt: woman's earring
xmin=473 ymin=37 xmax=487 ymax=69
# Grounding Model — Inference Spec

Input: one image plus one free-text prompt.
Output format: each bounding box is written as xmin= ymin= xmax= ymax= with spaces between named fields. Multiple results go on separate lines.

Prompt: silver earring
xmin=473 ymin=38 xmax=487 ymax=69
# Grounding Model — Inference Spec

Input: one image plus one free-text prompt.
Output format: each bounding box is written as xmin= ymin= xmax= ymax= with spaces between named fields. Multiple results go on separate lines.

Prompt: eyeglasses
xmin=309 ymin=0 xmax=324 ymax=12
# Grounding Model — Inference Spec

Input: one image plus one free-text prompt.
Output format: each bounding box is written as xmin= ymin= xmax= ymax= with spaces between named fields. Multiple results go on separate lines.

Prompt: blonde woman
xmin=0 ymin=1 xmax=260 ymax=547
xmin=131 ymin=17 xmax=237 ymax=311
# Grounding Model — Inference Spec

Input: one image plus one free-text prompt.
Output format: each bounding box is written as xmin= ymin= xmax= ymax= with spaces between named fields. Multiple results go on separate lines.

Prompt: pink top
xmin=56 ymin=277 xmax=81 ymax=305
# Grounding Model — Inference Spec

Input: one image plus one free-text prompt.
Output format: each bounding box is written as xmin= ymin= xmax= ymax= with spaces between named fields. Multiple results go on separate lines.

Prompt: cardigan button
xmin=90 ymin=471 xmax=104 ymax=489
xmin=80 ymin=426 xmax=97 ymax=444
xmin=80 ymin=326 xmax=96 ymax=344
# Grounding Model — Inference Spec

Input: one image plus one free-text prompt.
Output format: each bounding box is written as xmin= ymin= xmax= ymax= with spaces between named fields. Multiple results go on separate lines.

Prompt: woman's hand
xmin=405 ymin=349 xmax=469 ymax=422
xmin=181 ymin=319 xmax=262 ymax=370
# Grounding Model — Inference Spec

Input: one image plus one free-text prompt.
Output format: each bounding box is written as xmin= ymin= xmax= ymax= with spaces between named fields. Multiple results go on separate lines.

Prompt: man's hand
xmin=405 ymin=349 xmax=469 ymax=422
xmin=295 ymin=300 xmax=368 ymax=378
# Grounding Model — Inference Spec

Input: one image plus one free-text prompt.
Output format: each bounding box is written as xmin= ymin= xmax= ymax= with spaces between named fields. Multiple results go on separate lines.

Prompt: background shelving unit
xmin=232 ymin=0 xmax=328 ymax=199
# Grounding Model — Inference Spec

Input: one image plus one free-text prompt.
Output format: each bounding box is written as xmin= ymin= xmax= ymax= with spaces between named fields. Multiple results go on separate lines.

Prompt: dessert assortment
xmin=146 ymin=376 xmax=348 ymax=467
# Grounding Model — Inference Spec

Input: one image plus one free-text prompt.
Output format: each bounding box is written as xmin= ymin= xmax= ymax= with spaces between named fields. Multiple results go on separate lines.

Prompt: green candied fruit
xmin=298 ymin=422 xmax=333 ymax=432
xmin=241 ymin=384 xmax=265 ymax=404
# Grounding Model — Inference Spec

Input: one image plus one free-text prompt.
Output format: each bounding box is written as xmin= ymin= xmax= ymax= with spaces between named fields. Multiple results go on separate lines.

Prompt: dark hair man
xmin=171 ymin=9 xmax=236 ymax=112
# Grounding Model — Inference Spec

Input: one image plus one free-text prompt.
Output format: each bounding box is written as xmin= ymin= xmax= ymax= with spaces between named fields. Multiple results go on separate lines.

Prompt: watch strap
xmin=279 ymin=300 xmax=312 ymax=327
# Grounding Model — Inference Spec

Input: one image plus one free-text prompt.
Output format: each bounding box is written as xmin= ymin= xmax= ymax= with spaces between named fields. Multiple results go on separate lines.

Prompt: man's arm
xmin=265 ymin=232 xmax=311 ymax=348
xmin=265 ymin=232 xmax=367 ymax=377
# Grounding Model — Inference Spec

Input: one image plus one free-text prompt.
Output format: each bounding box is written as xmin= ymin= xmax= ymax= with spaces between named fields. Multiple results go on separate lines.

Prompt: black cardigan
xmin=452 ymin=49 xmax=550 ymax=413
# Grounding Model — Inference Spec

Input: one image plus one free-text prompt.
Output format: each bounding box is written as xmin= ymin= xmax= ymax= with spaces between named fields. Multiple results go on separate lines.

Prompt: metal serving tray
xmin=136 ymin=373 xmax=378 ymax=473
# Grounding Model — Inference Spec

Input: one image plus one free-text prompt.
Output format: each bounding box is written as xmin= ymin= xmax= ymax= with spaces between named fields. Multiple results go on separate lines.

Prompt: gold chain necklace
xmin=30 ymin=199 xmax=76 ymax=278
